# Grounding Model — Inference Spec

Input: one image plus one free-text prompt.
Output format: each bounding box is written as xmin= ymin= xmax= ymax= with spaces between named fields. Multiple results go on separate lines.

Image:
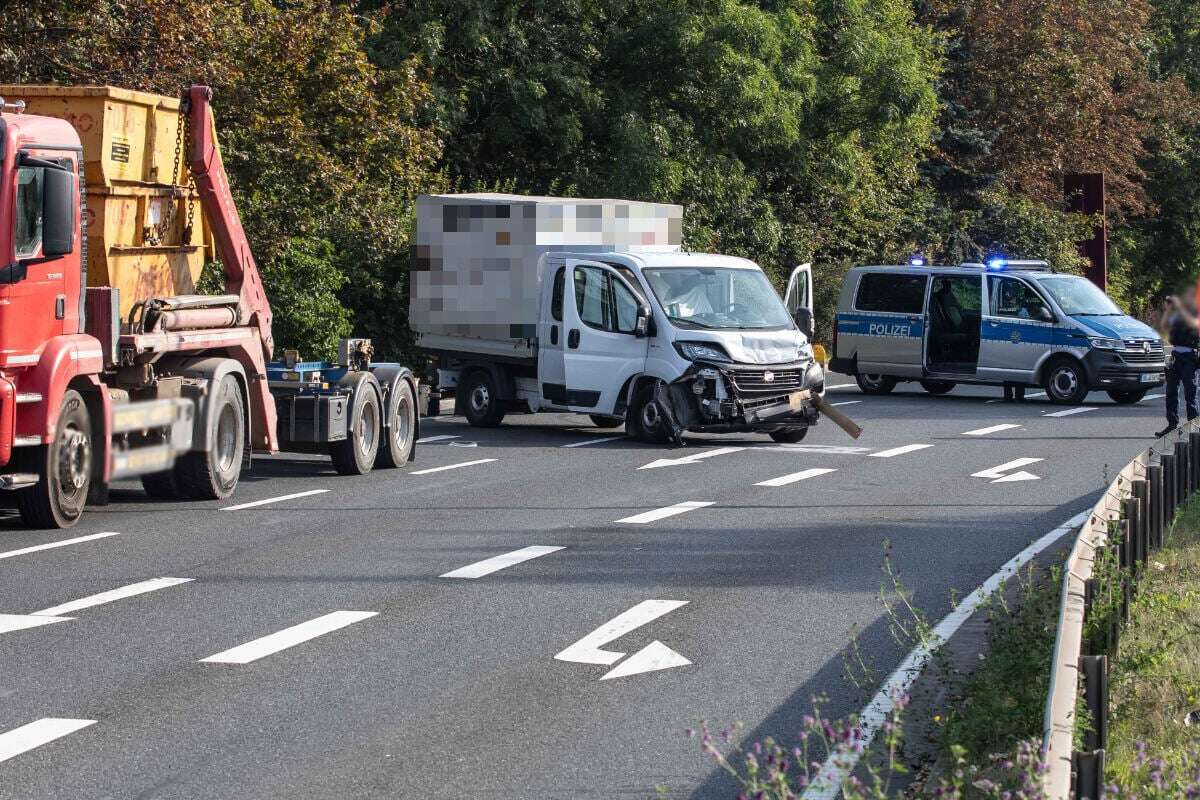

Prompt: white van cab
xmin=829 ymin=260 xmax=1166 ymax=404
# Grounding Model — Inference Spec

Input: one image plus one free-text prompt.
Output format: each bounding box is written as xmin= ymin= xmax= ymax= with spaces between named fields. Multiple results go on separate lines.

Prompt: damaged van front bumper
xmin=655 ymin=359 xmax=825 ymax=436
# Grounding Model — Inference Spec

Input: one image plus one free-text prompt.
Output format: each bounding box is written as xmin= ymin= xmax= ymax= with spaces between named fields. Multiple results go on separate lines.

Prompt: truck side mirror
xmin=635 ymin=304 xmax=651 ymax=338
xmin=41 ymin=167 xmax=76 ymax=258
xmin=793 ymin=307 xmax=815 ymax=338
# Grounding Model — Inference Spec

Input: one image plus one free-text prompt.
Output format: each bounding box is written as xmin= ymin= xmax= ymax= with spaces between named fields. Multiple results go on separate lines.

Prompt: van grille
xmin=728 ymin=368 xmax=804 ymax=394
xmin=1119 ymin=340 xmax=1165 ymax=364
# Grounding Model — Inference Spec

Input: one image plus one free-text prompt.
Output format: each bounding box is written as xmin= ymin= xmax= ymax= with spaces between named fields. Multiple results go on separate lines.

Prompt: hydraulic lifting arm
xmin=184 ymin=85 xmax=275 ymax=363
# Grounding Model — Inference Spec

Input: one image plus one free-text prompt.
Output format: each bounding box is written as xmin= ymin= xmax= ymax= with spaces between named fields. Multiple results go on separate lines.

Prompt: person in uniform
xmin=1157 ymin=286 xmax=1200 ymax=437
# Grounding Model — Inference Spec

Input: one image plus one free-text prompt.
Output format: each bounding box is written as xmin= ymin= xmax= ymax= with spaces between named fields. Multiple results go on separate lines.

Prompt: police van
xmin=829 ymin=260 xmax=1166 ymax=404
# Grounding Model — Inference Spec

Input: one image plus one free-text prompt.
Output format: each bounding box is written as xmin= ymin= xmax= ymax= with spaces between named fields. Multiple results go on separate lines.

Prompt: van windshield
xmin=643 ymin=267 xmax=793 ymax=330
xmin=1036 ymin=275 xmax=1123 ymax=316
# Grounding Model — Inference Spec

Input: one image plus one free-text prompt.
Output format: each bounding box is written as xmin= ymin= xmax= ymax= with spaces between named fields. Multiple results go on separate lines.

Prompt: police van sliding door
xmin=846 ymin=272 xmax=929 ymax=378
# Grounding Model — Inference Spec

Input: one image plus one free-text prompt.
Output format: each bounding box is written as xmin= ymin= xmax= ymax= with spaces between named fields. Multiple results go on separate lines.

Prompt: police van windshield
xmin=643 ymin=267 xmax=794 ymax=330
xmin=1036 ymin=275 xmax=1122 ymax=316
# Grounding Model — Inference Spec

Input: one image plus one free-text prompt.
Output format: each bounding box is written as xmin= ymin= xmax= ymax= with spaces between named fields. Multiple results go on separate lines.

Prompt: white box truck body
xmin=412 ymin=193 xmax=824 ymax=443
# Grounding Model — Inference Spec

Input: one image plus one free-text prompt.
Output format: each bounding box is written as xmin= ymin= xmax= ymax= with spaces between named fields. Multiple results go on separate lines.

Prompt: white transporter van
xmin=411 ymin=194 xmax=823 ymax=443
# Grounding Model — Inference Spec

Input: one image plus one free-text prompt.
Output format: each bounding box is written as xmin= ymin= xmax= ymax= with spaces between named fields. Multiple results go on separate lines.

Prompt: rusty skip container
xmin=0 ymin=85 xmax=209 ymax=319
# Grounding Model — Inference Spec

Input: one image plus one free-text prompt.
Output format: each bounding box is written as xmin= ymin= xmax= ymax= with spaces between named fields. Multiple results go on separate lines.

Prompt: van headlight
xmin=674 ymin=341 xmax=733 ymax=363
xmin=1090 ymin=337 xmax=1123 ymax=350
xmin=797 ymin=341 xmax=813 ymax=361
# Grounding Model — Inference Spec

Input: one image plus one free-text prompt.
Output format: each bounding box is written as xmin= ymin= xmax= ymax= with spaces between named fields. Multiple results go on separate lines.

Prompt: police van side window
xmin=988 ymin=276 xmax=1047 ymax=320
xmin=855 ymin=274 xmax=927 ymax=314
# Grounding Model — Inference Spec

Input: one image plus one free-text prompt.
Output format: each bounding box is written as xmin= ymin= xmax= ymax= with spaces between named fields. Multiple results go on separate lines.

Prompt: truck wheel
xmin=17 ymin=389 xmax=91 ymax=529
xmin=1107 ymin=389 xmax=1147 ymax=405
xmin=1044 ymin=357 xmax=1089 ymax=405
xmin=462 ymin=370 xmax=506 ymax=427
xmin=176 ymin=376 xmax=245 ymax=500
xmin=855 ymin=374 xmax=896 ymax=395
xmin=376 ymin=379 xmax=416 ymax=468
xmin=331 ymin=378 xmax=382 ymax=475
xmin=769 ymin=428 xmax=809 ymax=443
xmin=920 ymin=380 xmax=956 ymax=395
xmin=589 ymin=414 xmax=624 ymax=429
xmin=628 ymin=383 xmax=670 ymax=444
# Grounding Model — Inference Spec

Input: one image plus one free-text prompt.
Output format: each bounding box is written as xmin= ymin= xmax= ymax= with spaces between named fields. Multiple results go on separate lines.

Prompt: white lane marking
xmin=222 ymin=489 xmax=328 ymax=511
xmin=639 ymin=446 xmax=745 ymax=470
xmin=561 ymin=436 xmax=624 ymax=448
xmin=0 ymin=532 xmax=119 ymax=563
xmin=555 ymin=599 xmax=688 ymax=665
xmin=771 ymin=444 xmax=871 ymax=455
xmin=971 ymin=457 xmax=1044 ymax=479
xmin=962 ymin=423 xmax=1022 ymax=436
xmin=825 ymin=383 xmax=858 ymax=390
xmin=440 ymin=546 xmax=564 ymax=579
xmin=801 ymin=512 xmax=1089 ymax=799
xmin=409 ymin=458 xmax=497 ymax=475
xmin=1141 ymin=393 xmax=1164 ymax=402
xmin=0 ymin=614 xmax=71 ymax=635
xmin=991 ymin=470 xmax=1040 ymax=483
xmin=1044 ymin=406 xmax=1097 ymax=418
xmin=830 ymin=400 xmax=862 ymax=407
xmin=200 ymin=610 xmax=378 ymax=664
xmin=869 ymin=443 xmax=932 ymax=458
xmin=601 ymin=640 xmax=692 ymax=680
xmin=416 ymin=434 xmax=460 ymax=443
xmin=0 ymin=718 xmax=95 ymax=764
xmin=755 ymin=467 xmax=837 ymax=487
xmin=33 ymin=577 xmax=192 ymax=617
xmin=615 ymin=501 xmax=714 ymax=524
xmin=1027 ymin=390 xmax=1048 ymax=398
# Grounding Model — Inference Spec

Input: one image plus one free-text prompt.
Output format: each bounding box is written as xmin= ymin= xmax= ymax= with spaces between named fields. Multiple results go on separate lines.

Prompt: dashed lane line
xmin=616 ymin=501 xmax=715 ymax=524
xmin=0 ymin=532 xmax=120 ymax=563
xmin=561 ymin=436 xmax=625 ymax=448
xmin=825 ymin=383 xmax=858 ymax=390
xmin=200 ymin=610 xmax=378 ymax=665
xmin=440 ymin=546 xmax=564 ymax=579
xmin=755 ymin=467 xmax=837 ymax=487
xmin=868 ymin=443 xmax=933 ymax=458
xmin=1043 ymin=406 xmax=1098 ymax=418
xmin=962 ymin=423 xmax=1022 ymax=436
xmin=32 ymin=577 xmax=193 ymax=617
xmin=830 ymin=400 xmax=862 ymax=407
xmin=0 ymin=719 xmax=95 ymax=764
xmin=222 ymin=489 xmax=329 ymax=511
xmin=409 ymin=458 xmax=497 ymax=476
xmin=416 ymin=434 xmax=461 ymax=443
xmin=1142 ymin=393 xmax=1165 ymax=402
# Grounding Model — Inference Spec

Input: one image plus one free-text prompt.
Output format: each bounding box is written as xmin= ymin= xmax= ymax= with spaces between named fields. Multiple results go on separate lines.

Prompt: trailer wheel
xmin=376 ymin=379 xmax=416 ymax=468
xmin=331 ymin=377 xmax=382 ymax=475
xmin=461 ymin=370 xmax=506 ymax=427
xmin=177 ymin=376 xmax=245 ymax=500
xmin=17 ymin=389 xmax=91 ymax=529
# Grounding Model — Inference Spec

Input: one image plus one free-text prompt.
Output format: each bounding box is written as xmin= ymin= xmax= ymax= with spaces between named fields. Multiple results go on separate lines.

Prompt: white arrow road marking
xmin=1044 ymin=406 xmax=1097 ymax=417
xmin=971 ymin=457 xmax=1043 ymax=479
xmin=991 ymin=470 xmax=1041 ymax=483
xmin=448 ymin=441 xmax=478 ymax=448
xmin=32 ymin=577 xmax=192 ymax=617
xmin=615 ymin=501 xmax=714 ymax=524
xmin=440 ymin=546 xmax=564 ymax=579
xmin=869 ymin=443 xmax=933 ymax=458
xmin=0 ymin=531 xmax=119 ymax=562
xmin=222 ymin=489 xmax=328 ymax=511
xmin=410 ymin=458 xmax=497 ymax=475
xmin=0 ymin=719 xmax=95 ymax=764
xmin=638 ymin=446 xmax=745 ymax=470
xmin=0 ymin=614 xmax=70 ymax=635
xmin=962 ymin=423 xmax=1022 ymax=436
xmin=555 ymin=599 xmax=688 ymax=666
xmin=600 ymin=641 xmax=692 ymax=680
xmin=755 ymin=468 xmax=837 ymax=487
xmin=561 ymin=436 xmax=625 ymax=448
xmin=201 ymin=611 xmax=378 ymax=664
xmin=416 ymin=434 xmax=461 ymax=443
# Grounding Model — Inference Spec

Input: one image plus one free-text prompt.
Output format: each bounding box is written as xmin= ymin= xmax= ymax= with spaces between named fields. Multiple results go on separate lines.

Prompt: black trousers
xmin=1165 ymin=351 xmax=1199 ymax=427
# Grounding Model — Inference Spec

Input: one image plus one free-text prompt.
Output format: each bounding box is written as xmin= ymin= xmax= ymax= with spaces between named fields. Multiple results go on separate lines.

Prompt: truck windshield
xmin=643 ymin=267 xmax=794 ymax=330
xmin=1037 ymin=275 xmax=1122 ymax=316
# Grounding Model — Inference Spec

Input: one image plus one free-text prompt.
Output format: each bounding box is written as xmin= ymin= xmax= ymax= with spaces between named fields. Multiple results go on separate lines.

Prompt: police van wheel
xmin=919 ymin=380 xmax=956 ymax=395
xmin=769 ymin=427 xmax=809 ymax=443
xmin=855 ymin=373 xmax=896 ymax=395
xmin=1044 ymin=358 xmax=1089 ymax=405
xmin=1107 ymin=389 xmax=1147 ymax=405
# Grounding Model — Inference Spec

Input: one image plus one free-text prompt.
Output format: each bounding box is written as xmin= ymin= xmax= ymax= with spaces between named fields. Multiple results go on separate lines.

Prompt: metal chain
xmin=143 ymin=99 xmax=195 ymax=246
xmin=181 ymin=98 xmax=196 ymax=244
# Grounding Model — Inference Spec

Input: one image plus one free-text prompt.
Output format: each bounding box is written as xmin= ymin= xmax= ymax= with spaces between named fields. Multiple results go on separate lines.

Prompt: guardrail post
xmin=1074 ymin=749 xmax=1106 ymax=799
xmin=1132 ymin=479 xmax=1149 ymax=556
xmin=1190 ymin=431 xmax=1200 ymax=492
xmin=1080 ymin=654 xmax=1109 ymax=752
xmin=1119 ymin=521 xmax=1131 ymax=621
xmin=1162 ymin=452 xmax=1176 ymax=523
xmin=1175 ymin=440 xmax=1190 ymax=502
xmin=1147 ymin=463 xmax=1164 ymax=548
xmin=1124 ymin=496 xmax=1144 ymax=570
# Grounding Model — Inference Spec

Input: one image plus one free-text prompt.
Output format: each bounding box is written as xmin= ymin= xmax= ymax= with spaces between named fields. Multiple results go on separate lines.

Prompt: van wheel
xmin=920 ymin=380 xmax=956 ymax=395
xmin=628 ymin=383 xmax=671 ymax=444
xmin=330 ymin=377 xmax=382 ymax=475
xmin=1107 ymin=389 xmax=1147 ymax=405
xmin=17 ymin=389 xmax=91 ymax=529
xmin=177 ymin=375 xmax=245 ymax=499
xmin=589 ymin=414 xmax=624 ymax=429
xmin=856 ymin=373 xmax=897 ymax=395
xmin=1044 ymin=358 xmax=1089 ymax=405
xmin=376 ymin=379 xmax=416 ymax=468
xmin=769 ymin=428 xmax=809 ymax=443
xmin=462 ymin=370 xmax=506 ymax=427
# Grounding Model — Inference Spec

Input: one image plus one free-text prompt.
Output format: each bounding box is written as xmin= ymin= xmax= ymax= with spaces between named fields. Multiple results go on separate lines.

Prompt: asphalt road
xmin=0 ymin=376 xmax=1169 ymax=799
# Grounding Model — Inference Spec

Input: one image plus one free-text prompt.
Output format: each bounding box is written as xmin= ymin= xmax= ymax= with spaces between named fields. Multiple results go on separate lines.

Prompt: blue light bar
xmin=909 ymin=257 xmax=925 ymax=267
xmin=986 ymin=258 xmax=1006 ymax=270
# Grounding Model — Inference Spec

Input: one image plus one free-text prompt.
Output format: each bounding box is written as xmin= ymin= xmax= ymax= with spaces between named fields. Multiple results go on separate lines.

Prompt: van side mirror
xmin=1037 ymin=306 xmax=1054 ymax=323
xmin=793 ymin=307 xmax=815 ymax=338
xmin=41 ymin=166 xmax=76 ymax=258
xmin=635 ymin=304 xmax=651 ymax=338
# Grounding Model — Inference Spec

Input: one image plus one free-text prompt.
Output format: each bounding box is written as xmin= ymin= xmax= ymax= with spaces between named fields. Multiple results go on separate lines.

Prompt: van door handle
xmin=568 ymin=329 xmax=580 ymax=349
xmin=550 ymin=325 xmax=559 ymax=345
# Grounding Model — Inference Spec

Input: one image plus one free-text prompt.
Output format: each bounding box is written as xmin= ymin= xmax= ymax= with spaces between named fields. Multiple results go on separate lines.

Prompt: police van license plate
xmin=1140 ymin=373 xmax=1159 ymax=383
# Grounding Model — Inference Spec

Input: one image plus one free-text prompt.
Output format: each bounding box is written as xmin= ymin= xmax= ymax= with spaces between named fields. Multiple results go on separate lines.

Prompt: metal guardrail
xmin=1041 ymin=419 xmax=1200 ymax=799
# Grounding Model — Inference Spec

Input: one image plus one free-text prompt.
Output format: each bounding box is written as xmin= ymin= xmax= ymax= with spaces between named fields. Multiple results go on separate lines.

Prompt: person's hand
xmin=1167 ymin=295 xmax=1181 ymax=310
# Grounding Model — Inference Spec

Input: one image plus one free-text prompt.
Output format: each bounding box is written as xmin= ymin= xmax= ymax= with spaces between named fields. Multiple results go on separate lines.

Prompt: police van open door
xmin=784 ymin=263 xmax=814 ymax=337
